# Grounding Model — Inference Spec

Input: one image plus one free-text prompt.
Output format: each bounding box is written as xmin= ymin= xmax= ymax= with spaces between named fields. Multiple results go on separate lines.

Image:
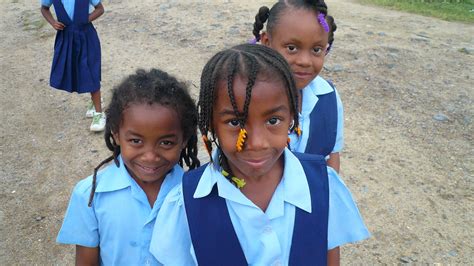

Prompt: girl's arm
xmin=88 ymin=3 xmax=104 ymax=23
xmin=327 ymin=152 xmax=340 ymax=173
xmin=40 ymin=6 xmax=65 ymax=30
xmin=327 ymin=247 xmax=340 ymax=266
xmin=76 ymin=245 xmax=99 ymax=266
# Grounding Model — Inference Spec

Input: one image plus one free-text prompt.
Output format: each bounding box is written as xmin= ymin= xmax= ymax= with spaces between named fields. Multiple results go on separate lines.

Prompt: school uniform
xmin=289 ymin=76 xmax=344 ymax=157
xmin=149 ymin=148 xmax=369 ymax=265
xmin=57 ymin=155 xmax=182 ymax=266
xmin=41 ymin=0 xmax=101 ymax=93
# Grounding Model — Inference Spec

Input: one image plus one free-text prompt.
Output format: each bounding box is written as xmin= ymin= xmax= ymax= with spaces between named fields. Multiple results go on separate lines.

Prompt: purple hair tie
xmin=248 ymin=37 xmax=257 ymax=44
xmin=317 ymin=13 xmax=329 ymax=33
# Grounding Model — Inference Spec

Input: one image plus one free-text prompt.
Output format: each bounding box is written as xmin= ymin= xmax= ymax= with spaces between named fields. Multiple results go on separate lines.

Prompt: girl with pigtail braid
xmin=249 ymin=1 xmax=370 ymax=263
xmin=251 ymin=0 xmax=343 ymax=176
xmin=150 ymin=44 xmax=369 ymax=265
xmin=56 ymin=68 xmax=200 ymax=265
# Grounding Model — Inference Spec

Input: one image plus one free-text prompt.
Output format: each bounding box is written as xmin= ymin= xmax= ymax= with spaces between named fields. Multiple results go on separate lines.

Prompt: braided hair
xmin=88 ymin=68 xmax=200 ymax=206
xmin=198 ymin=43 xmax=299 ymax=161
xmin=253 ymin=0 xmax=337 ymax=52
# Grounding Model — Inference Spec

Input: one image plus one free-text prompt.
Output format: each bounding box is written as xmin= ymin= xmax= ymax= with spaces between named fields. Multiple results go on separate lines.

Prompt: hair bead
xmin=236 ymin=128 xmax=247 ymax=152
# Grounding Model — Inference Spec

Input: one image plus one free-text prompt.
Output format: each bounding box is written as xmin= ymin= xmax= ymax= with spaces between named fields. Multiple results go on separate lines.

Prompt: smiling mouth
xmin=293 ymin=72 xmax=312 ymax=79
xmin=136 ymin=164 xmax=163 ymax=174
xmin=241 ymin=157 xmax=270 ymax=169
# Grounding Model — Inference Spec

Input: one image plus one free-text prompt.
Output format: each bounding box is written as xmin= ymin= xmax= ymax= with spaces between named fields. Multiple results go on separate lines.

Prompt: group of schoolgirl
xmin=54 ymin=0 xmax=370 ymax=265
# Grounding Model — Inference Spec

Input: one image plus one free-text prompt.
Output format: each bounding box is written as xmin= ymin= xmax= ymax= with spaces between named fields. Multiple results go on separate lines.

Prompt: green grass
xmin=358 ymin=0 xmax=474 ymax=23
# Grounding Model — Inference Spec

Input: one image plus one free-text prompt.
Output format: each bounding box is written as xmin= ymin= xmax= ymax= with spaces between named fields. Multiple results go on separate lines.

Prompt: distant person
xmin=252 ymin=0 xmax=344 ymax=172
xmin=40 ymin=0 xmax=105 ymax=131
xmin=150 ymin=44 xmax=369 ymax=265
xmin=56 ymin=69 xmax=200 ymax=265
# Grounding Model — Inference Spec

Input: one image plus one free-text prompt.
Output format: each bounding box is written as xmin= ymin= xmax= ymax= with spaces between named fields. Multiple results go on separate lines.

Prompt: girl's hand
xmin=52 ymin=21 xmax=65 ymax=30
xmin=40 ymin=6 xmax=65 ymax=31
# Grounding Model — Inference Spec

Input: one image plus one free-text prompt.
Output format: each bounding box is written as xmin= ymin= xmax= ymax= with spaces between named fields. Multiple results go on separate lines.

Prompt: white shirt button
xmin=272 ymin=260 xmax=282 ymax=266
xmin=263 ymin=226 xmax=273 ymax=234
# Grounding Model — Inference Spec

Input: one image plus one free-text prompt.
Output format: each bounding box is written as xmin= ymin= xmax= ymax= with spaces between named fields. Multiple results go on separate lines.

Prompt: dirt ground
xmin=1 ymin=0 xmax=473 ymax=264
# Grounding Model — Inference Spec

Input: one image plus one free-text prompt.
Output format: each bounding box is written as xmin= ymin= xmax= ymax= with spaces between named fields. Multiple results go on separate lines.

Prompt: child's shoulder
xmin=292 ymin=151 xmax=326 ymax=163
xmin=314 ymin=76 xmax=335 ymax=89
xmin=72 ymin=160 xmax=119 ymax=195
xmin=183 ymin=163 xmax=209 ymax=178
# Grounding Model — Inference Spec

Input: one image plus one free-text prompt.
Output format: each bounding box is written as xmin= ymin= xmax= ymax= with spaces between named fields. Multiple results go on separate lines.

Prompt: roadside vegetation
xmin=357 ymin=0 xmax=474 ymax=23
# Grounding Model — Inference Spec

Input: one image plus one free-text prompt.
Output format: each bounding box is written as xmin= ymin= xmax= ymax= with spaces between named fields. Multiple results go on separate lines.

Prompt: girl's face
xmin=212 ymin=75 xmax=292 ymax=180
xmin=262 ymin=8 xmax=329 ymax=89
xmin=113 ymin=103 xmax=186 ymax=189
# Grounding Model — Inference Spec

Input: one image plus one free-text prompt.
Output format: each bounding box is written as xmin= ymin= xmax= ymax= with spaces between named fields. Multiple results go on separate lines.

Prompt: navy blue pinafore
xmin=50 ymin=0 xmax=101 ymax=93
xmin=305 ymin=81 xmax=338 ymax=157
xmin=183 ymin=152 xmax=329 ymax=265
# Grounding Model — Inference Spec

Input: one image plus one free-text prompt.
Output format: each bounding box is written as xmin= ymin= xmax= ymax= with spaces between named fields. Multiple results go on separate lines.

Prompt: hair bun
xmin=258 ymin=6 xmax=270 ymax=20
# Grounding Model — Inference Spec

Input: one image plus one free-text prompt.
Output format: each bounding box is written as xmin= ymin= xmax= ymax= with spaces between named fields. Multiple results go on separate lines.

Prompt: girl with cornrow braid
xmin=150 ymin=44 xmax=369 ymax=265
xmin=56 ymin=68 xmax=199 ymax=265
xmin=252 ymin=0 xmax=344 ymax=176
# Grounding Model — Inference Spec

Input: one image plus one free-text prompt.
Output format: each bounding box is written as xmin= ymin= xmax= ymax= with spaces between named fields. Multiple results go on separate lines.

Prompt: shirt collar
xmin=95 ymin=155 xmax=132 ymax=193
xmin=193 ymin=148 xmax=312 ymax=213
xmin=305 ymin=76 xmax=334 ymax=96
xmin=301 ymin=76 xmax=334 ymax=117
xmin=281 ymin=148 xmax=312 ymax=212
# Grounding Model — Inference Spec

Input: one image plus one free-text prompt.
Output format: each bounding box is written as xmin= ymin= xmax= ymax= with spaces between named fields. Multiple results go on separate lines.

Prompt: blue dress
xmin=50 ymin=0 xmax=101 ymax=93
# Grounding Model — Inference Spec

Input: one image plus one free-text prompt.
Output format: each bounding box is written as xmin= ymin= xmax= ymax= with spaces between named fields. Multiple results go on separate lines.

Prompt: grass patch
xmin=357 ymin=0 xmax=474 ymax=23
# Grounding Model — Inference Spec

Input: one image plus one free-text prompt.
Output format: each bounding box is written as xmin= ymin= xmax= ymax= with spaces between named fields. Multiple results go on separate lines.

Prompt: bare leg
xmin=91 ymin=90 xmax=102 ymax=113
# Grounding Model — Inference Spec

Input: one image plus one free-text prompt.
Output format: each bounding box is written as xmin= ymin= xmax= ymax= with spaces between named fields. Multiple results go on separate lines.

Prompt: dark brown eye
xmin=267 ymin=117 xmax=281 ymax=125
xmin=228 ymin=119 xmax=240 ymax=127
xmin=287 ymin=45 xmax=297 ymax=53
xmin=313 ymin=47 xmax=324 ymax=55
xmin=129 ymin=139 xmax=142 ymax=144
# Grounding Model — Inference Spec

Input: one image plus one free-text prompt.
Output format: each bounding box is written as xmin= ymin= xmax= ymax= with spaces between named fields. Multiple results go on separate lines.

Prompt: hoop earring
xmin=289 ymin=120 xmax=295 ymax=131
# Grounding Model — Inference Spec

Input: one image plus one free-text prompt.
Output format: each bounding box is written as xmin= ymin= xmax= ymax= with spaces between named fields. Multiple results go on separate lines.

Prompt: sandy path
xmin=1 ymin=0 xmax=472 ymax=264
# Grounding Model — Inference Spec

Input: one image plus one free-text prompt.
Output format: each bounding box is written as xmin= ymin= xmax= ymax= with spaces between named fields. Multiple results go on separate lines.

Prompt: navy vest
xmin=305 ymin=80 xmax=338 ymax=157
xmin=51 ymin=0 xmax=101 ymax=93
xmin=183 ymin=152 xmax=329 ymax=265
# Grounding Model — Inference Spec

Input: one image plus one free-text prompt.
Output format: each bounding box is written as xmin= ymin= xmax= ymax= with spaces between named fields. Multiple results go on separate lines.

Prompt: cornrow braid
xmin=225 ymin=53 xmax=241 ymax=124
xmin=240 ymin=53 xmax=259 ymax=125
xmin=198 ymin=43 xmax=299 ymax=162
xmin=252 ymin=0 xmax=337 ymax=51
xmin=198 ymin=51 xmax=234 ymax=159
xmin=88 ymin=68 xmax=200 ymax=206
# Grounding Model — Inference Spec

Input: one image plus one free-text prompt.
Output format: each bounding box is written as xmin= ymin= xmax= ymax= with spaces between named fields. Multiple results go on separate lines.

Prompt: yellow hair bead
xmin=221 ymin=169 xmax=246 ymax=189
xmin=231 ymin=177 xmax=247 ymax=189
xmin=296 ymin=126 xmax=302 ymax=136
xmin=236 ymin=128 xmax=247 ymax=152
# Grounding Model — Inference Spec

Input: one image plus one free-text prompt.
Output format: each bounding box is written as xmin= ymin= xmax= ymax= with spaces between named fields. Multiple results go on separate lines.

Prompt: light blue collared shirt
xmin=289 ymin=76 xmax=344 ymax=154
xmin=150 ymin=148 xmax=369 ymax=265
xmin=57 ymin=156 xmax=183 ymax=266
xmin=41 ymin=0 xmax=100 ymax=20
